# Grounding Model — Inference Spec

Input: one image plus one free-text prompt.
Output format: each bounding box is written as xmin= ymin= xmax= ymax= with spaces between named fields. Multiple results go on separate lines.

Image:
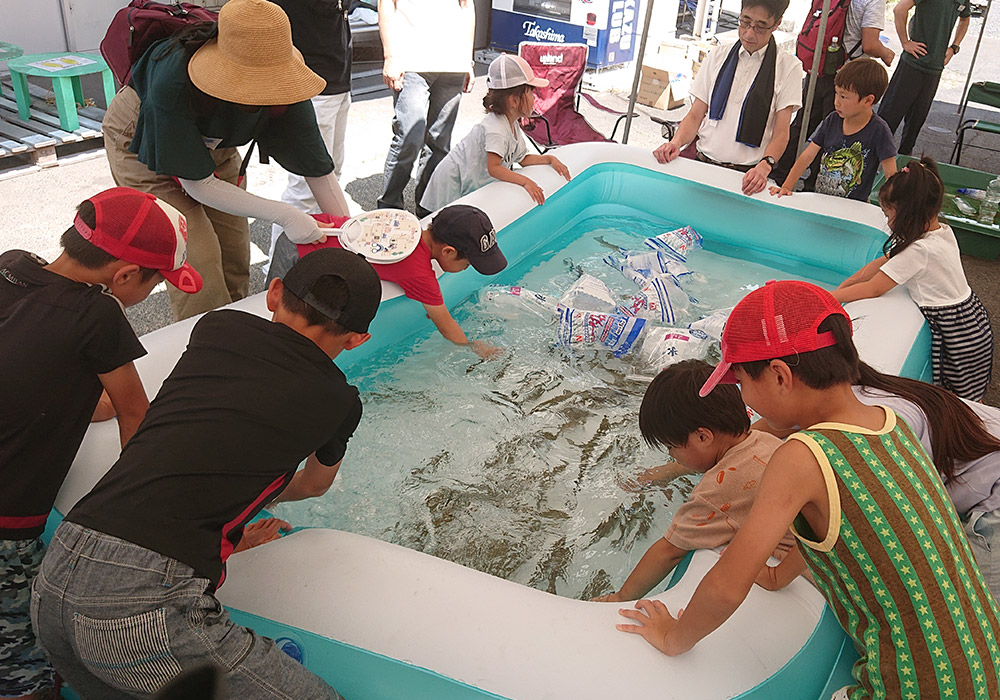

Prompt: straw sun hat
xmin=187 ymin=0 xmax=326 ymax=106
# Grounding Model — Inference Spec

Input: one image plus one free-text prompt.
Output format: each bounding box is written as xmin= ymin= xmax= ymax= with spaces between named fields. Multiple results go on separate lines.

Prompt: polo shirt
xmin=689 ymin=41 xmax=804 ymax=166
xmin=899 ymin=0 xmax=971 ymax=74
xmin=274 ymin=0 xmax=352 ymax=96
xmin=129 ymin=39 xmax=335 ymax=180
xmin=0 ymin=250 xmax=145 ymax=540
xmin=67 ymin=310 xmax=363 ymax=587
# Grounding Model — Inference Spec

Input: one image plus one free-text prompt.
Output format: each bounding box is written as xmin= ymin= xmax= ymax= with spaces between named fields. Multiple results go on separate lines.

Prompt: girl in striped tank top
xmin=832 ymin=157 xmax=994 ymax=401
xmin=616 ymin=280 xmax=1000 ymax=700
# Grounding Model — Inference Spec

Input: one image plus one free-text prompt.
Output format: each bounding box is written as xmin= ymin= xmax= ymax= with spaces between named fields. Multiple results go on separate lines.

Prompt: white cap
xmin=487 ymin=54 xmax=550 ymax=90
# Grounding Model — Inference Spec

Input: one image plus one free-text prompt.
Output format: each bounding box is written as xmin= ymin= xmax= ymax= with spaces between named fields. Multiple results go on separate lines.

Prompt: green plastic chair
xmin=950 ymin=81 xmax=1000 ymax=166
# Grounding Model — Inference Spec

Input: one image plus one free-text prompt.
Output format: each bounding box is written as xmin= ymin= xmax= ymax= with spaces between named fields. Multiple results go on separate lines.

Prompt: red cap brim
xmin=161 ymin=262 xmax=203 ymax=294
xmin=698 ymin=361 xmax=738 ymax=397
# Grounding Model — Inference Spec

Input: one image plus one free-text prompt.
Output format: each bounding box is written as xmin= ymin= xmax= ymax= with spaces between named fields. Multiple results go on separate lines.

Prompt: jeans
xmin=964 ymin=508 xmax=1000 ymax=606
xmin=379 ymin=71 xmax=465 ymax=212
xmin=878 ymin=61 xmax=942 ymax=156
xmin=31 ymin=521 xmax=342 ymax=700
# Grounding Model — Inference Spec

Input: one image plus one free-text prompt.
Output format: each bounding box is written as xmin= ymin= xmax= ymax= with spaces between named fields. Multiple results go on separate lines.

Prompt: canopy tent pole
xmin=958 ymin=0 xmax=993 ymax=115
xmin=796 ymin=0 xmax=832 ymax=154
xmin=623 ymin=0 xmax=658 ymax=143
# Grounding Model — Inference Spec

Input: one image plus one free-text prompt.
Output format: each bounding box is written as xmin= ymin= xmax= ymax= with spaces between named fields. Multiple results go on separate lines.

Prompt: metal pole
xmin=623 ymin=0 xmax=658 ymax=143
xmin=958 ymin=0 xmax=992 ymax=116
xmin=797 ymin=0 xmax=832 ymax=154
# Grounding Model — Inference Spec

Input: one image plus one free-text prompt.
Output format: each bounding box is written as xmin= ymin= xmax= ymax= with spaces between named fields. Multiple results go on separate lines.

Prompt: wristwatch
xmin=951 ymin=44 xmax=961 ymax=54
xmin=758 ymin=155 xmax=776 ymax=168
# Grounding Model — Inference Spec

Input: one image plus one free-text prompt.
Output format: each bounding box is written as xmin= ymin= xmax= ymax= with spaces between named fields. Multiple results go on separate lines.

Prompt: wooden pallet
xmin=0 ymin=78 xmax=105 ymax=171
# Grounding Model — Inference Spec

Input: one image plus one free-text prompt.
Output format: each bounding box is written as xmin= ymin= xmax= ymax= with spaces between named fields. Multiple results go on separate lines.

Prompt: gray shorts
xmin=0 ymin=536 xmax=55 ymax=696
xmin=32 ymin=521 xmax=342 ymax=700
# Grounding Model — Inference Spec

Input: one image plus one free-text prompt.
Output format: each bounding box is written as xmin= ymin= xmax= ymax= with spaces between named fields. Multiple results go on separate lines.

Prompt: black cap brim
xmin=468 ymin=246 xmax=508 ymax=275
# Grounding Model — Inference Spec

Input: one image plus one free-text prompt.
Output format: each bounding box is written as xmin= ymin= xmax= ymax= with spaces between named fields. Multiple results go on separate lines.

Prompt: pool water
xmin=277 ymin=213 xmax=828 ymax=600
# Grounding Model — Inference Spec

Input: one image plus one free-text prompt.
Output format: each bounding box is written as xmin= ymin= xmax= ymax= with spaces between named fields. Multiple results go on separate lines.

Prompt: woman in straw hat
xmin=103 ymin=0 xmax=350 ymax=321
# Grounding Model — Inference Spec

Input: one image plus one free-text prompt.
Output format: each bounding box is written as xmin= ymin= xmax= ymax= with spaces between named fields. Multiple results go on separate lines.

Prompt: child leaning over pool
xmin=615 ymin=280 xmax=1000 ymax=700
xmin=594 ymin=360 xmax=796 ymax=603
xmin=418 ymin=53 xmax=570 ymax=215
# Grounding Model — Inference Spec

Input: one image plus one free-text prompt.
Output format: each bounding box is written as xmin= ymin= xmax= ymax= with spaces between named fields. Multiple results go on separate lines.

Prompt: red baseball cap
xmin=73 ymin=188 xmax=202 ymax=294
xmin=699 ymin=280 xmax=851 ymax=397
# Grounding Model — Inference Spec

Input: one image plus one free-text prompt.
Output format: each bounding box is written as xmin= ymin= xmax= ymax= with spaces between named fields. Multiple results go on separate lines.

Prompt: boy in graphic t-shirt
xmin=771 ymin=57 xmax=897 ymax=202
xmin=594 ymin=360 xmax=796 ymax=603
xmin=0 ymin=187 xmax=201 ymax=700
xmin=299 ymin=204 xmax=508 ymax=359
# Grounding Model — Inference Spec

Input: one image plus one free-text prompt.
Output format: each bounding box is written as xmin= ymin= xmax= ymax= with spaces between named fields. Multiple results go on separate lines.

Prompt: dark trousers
xmin=379 ymin=71 xmax=465 ymax=213
xmin=878 ymin=61 xmax=942 ymax=156
xmin=772 ymin=74 xmax=836 ymax=188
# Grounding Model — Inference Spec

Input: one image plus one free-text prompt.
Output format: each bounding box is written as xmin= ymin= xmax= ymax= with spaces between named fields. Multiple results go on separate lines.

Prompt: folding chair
xmin=517 ymin=42 xmax=636 ymax=154
xmin=950 ymin=81 xmax=1000 ymax=166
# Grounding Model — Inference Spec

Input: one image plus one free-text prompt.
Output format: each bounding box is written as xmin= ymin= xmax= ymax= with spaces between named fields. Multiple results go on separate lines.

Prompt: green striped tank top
xmin=790 ymin=407 xmax=1000 ymax=700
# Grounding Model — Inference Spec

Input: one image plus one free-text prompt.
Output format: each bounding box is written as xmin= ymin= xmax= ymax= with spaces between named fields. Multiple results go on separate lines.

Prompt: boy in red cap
xmin=296 ymin=204 xmax=507 ymax=358
xmin=615 ymin=280 xmax=1000 ymax=700
xmin=0 ymin=187 xmax=201 ymax=700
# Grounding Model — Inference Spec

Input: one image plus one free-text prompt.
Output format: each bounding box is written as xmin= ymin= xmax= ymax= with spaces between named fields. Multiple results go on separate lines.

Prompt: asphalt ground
xmin=0 ymin=10 xmax=997 ymax=403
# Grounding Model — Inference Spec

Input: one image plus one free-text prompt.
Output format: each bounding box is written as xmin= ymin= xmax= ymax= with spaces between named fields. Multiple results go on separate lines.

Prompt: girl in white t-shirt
xmin=833 ymin=157 xmax=994 ymax=400
xmin=419 ymin=54 xmax=570 ymax=215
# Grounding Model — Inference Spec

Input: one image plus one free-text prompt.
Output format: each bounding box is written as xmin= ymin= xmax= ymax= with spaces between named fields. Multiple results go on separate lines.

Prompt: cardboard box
xmin=637 ymin=61 xmax=692 ymax=110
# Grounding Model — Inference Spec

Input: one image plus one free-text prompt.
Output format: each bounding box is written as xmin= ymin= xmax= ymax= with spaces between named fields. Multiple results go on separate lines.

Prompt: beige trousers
xmin=103 ymin=87 xmax=250 ymax=321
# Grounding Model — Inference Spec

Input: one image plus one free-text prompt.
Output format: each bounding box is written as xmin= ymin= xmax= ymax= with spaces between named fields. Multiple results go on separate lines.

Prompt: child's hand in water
xmin=523 ymin=178 xmax=546 ymax=205
xmin=769 ymin=185 xmax=793 ymax=197
xmin=593 ymin=590 xmax=626 ymax=603
xmin=470 ymin=340 xmax=503 ymax=360
xmin=547 ymin=156 xmax=571 ymax=180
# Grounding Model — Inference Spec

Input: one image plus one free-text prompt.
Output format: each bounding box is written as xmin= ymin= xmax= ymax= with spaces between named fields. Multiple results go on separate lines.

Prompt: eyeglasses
xmin=738 ymin=16 xmax=777 ymax=34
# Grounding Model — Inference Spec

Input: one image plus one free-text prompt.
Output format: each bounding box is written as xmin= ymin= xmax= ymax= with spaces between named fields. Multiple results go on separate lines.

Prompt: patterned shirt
xmin=790 ymin=408 xmax=1000 ymax=699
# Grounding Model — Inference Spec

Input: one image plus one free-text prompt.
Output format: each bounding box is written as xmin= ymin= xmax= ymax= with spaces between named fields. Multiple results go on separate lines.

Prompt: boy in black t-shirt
xmin=770 ymin=58 xmax=897 ymax=202
xmin=0 ymin=187 xmax=201 ymax=700
xmin=33 ymin=249 xmax=382 ymax=700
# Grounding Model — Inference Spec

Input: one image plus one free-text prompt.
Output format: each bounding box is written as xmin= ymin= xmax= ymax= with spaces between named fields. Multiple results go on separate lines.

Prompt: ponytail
xmin=878 ymin=156 xmax=944 ymax=258
xmin=483 ymin=84 xmax=531 ymax=116
xmin=857 ymin=362 xmax=1000 ymax=483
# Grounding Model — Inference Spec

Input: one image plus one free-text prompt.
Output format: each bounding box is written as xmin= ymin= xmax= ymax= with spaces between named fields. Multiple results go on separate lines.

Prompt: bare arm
xmin=423 ymin=302 xmax=498 ymax=358
xmin=838 ymin=255 xmax=889 ymax=288
xmin=91 ymin=390 xmax=116 ymax=422
xmin=755 ymin=546 xmax=808 ymax=591
xmin=832 ymin=270 xmax=897 ymax=304
xmin=379 ymin=0 xmax=404 ymax=90
xmin=271 ymin=454 xmax=341 ymax=504
xmin=653 ymin=99 xmax=708 ymax=163
xmin=880 ymin=156 xmax=898 ymax=179
xmin=617 ymin=440 xmax=824 ymax=655
xmin=461 ymin=0 xmax=476 ymax=91
xmin=771 ymin=142 xmax=822 ymax=196
xmin=945 ymin=17 xmax=970 ymax=65
xmin=519 ymin=154 xmax=571 ymax=180
xmin=98 ymin=362 xmax=149 ymax=448
xmin=597 ymin=538 xmax=689 ymax=602
xmin=488 ymin=152 xmax=545 ymax=204
xmin=743 ymin=105 xmax=793 ymax=196
xmin=894 ymin=0 xmax=926 ymax=58
xmin=861 ymin=27 xmax=894 ymax=66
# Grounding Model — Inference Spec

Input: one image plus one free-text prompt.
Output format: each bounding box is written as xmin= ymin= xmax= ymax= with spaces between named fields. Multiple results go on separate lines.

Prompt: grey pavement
xmin=0 ymin=13 xmax=997 ymax=404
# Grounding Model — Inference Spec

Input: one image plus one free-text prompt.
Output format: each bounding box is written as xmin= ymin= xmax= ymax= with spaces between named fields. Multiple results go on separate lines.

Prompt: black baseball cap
xmin=282 ymin=248 xmax=382 ymax=333
xmin=431 ymin=205 xmax=507 ymax=275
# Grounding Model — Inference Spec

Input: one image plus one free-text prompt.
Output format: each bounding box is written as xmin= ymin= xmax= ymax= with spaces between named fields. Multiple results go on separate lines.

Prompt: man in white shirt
xmin=378 ymin=0 xmax=477 ymax=214
xmin=653 ymin=0 xmax=803 ymax=196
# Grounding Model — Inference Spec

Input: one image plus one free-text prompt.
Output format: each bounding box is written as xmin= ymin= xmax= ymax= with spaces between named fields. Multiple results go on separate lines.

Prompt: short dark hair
xmin=426 ymin=223 xmax=468 ymax=260
xmin=734 ymin=313 xmax=859 ymax=389
xmin=835 ymin=57 xmax=889 ymax=103
xmin=741 ymin=0 xmax=788 ymax=22
xmin=280 ymin=274 xmax=352 ymax=336
xmin=61 ymin=201 xmax=159 ymax=281
xmin=639 ymin=360 xmax=751 ymax=449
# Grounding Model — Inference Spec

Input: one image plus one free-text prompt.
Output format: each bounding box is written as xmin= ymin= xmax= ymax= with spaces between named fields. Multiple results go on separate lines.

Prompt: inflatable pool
xmin=49 ymin=143 xmax=930 ymax=699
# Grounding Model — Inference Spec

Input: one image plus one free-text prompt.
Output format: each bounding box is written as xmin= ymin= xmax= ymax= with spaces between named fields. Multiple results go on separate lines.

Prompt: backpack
xmin=795 ymin=0 xmax=856 ymax=75
xmin=100 ymin=0 xmax=218 ymax=86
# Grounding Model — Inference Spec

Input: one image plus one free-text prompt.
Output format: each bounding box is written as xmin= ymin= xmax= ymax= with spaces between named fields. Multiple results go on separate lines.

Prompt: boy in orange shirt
xmin=596 ymin=360 xmax=794 ymax=602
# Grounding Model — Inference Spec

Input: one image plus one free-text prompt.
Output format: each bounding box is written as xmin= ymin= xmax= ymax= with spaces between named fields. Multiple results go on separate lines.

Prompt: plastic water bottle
xmin=824 ymin=37 xmax=844 ymax=76
xmin=957 ymin=187 xmax=987 ymax=200
xmin=978 ymin=177 xmax=1000 ymax=226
